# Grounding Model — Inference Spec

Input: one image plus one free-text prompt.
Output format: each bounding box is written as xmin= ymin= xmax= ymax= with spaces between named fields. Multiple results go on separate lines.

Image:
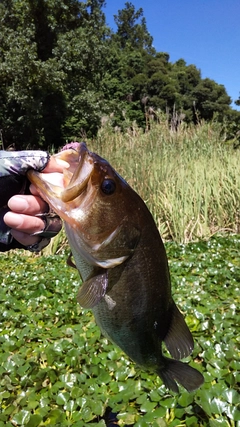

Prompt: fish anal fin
xmin=77 ymin=270 xmax=108 ymax=309
xmin=164 ymin=302 xmax=194 ymax=360
xmin=159 ymin=358 xmax=204 ymax=392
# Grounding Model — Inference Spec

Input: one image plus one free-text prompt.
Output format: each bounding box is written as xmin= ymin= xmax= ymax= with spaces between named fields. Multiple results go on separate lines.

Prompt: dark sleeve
xmin=0 ymin=239 xmax=25 ymax=252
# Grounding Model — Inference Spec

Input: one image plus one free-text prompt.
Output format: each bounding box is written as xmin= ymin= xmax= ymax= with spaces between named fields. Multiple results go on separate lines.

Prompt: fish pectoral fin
xmin=163 ymin=302 xmax=194 ymax=360
xmin=77 ymin=270 xmax=108 ymax=309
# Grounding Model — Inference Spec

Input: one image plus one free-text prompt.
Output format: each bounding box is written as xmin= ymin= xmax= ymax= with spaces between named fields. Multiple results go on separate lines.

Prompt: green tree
xmin=113 ymin=2 xmax=154 ymax=54
xmin=0 ymin=0 xmax=238 ymax=147
xmin=170 ymin=60 xmax=201 ymax=120
xmin=0 ymin=0 xmax=109 ymax=149
xmin=103 ymin=3 xmax=157 ymax=126
xmin=99 ymin=1 xmax=156 ymax=128
xmin=192 ymin=78 xmax=232 ymax=121
xmin=234 ymin=93 xmax=240 ymax=107
xmin=56 ymin=1 xmax=110 ymax=139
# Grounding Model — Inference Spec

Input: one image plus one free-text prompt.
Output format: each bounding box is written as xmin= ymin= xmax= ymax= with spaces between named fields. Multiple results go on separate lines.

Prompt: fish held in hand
xmin=27 ymin=142 xmax=204 ymax=393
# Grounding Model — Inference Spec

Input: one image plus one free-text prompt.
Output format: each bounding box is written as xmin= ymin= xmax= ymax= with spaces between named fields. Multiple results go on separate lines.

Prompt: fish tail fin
xmin=158 ymin=358 xmax=204 ymax=393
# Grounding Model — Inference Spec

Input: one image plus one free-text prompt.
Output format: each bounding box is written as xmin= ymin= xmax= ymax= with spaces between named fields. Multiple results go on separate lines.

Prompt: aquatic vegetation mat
xmin=0 ymin=235 xmax=239 ymax=426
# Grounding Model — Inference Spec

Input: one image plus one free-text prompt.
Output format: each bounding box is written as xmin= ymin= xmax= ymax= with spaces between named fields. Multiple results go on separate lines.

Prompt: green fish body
xmin=28 ymin=142 xmax=204 ymax=392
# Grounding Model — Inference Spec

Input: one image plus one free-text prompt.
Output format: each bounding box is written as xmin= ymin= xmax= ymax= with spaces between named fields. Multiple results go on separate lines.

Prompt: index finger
xmin=43 ymin=156 xmax=69 ymax=173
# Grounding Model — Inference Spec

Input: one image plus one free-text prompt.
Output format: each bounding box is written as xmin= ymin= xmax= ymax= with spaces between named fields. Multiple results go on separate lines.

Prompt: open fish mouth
xmin=27 ymin=143 xmax=92 ymax=197
xmin=59 ymin=143 xmax=94 ymax=202
xmin=27 ymin=142 xmax=94 ymax=221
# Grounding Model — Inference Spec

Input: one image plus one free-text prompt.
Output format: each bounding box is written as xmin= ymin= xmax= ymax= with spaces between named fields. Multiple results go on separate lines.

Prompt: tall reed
xmin=88 ymin=119 xmax=239 ymax=243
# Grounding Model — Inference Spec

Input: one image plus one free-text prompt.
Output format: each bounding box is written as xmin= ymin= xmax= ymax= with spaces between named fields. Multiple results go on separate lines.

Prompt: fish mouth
xmin=27 ymin=142 xmax=94 ymax=216
xmin=60 ymin=143 xmax=94 ymax=202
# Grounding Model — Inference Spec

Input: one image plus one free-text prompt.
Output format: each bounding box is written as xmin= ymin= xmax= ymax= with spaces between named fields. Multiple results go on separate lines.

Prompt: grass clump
xmin=87 ymin=118 xmax=239 ymax=243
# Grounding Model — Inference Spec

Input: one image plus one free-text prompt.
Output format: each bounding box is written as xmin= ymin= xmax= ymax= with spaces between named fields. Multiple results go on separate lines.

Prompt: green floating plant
xmin=0 ymin=234 xmax=239 ymax=426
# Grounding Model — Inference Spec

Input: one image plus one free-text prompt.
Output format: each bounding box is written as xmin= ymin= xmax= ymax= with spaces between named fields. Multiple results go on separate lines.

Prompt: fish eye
xmin=101 ymin=179 xmax=116 ymax=195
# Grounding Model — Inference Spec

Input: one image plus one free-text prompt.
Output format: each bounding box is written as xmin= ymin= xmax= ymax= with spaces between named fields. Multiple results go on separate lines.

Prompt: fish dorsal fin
xmin=77 ymin=270 xmax=108 ymax=309
xmin=164 ymin=302 xmax=194 ymax=360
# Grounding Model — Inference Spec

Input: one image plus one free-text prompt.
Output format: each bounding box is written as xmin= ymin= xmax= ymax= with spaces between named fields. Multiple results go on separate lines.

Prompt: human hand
xmin=0 ymin=151 xmax=68 ymax=251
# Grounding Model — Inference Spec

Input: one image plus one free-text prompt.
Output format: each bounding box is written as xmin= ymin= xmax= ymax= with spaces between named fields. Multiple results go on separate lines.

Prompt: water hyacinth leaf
xmin=25 ymin=414 xmax=43 ymax=427
xmin=229 ymin=360 xmax=239 ymax=370
xmin=134 ymin=420 xmax=149 ymax=427
xmin=2 ymin=405 xmax=15 ymax=416
xmin=196 ymin=390 xmax=216 ymax=416
xmin=59 ymin=373 xmax=78 ymax=388
xmin=167 ymin=419 xmax=182 ymax=427
xmin=108 ymin=350 xmax=119 ymax=360
xmin=56 ymin=391 xmax=70 ymax=405
xmin=224 ymin=372 xmax=236 ymax=386
xmin=177 ymin=391 xmax=194 ymax=407
xmin=210 ymin=398 xmax=228 ymax=414
xmin=97 ymin=370 xmax=112 ymax=384
xmin=90 ymin=400 xmax=105 ymax=416
xmin=140 ymin=409 xmax=167 ymax=424
xmin=152 ymin=407 xmax=168 ymax=418
xmin=26 ymin=400 xmax=39 ymax=410
xmin=153 ymin=419 xmax=168 ymax=427
xmin=64 ymin=399 xmax=76 ymax=412
xmin=209 ymin=419 xmax=232 ymax=427
xmin=81 ymin=405 xmax=94 ymax=422
xmin=46 ymin=408 xmax=65 ymax=424
xmin=160 ymin=397 xmax=176 ymax=409
xmin=185 ymin=415 xmax=199 ymax=426
xmin=90 ymin=421 xmax=106 ymax=427
xmin=117 ymin=411 xmax=138 ymax=425
xmin=222 ymin=389 xmax=239 ymax=404
xmin=136 ymin=393 xmax=148 ymax=405
xmin=140 ymin=399 xmax=157 ymax=413
xmin=35 ymin=406 xmax=52 ymax=418
xmin=11 ymin=409 xmax=31 ymax=425
xmin=149 ymin=389 xmax=161 ymax=402
xmin=225 ymin=405 xmax=240 ymax=421
xmin=70 ymin=386 xmax=84 ymax=399
xmin=0 ymin=391 xmax=11 ymax=401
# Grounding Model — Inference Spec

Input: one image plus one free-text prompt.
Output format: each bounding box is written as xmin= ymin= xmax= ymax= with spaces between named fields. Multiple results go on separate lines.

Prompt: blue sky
xmin=103 ymin=0 xmax=240 ymax=110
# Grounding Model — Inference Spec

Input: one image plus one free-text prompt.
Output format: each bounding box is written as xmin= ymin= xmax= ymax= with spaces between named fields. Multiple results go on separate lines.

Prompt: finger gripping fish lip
xmin=61 ymin=142 xmax=83 ymax=152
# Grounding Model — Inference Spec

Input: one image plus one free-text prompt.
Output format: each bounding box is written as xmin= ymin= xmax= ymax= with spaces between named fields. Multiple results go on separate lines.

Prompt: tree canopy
xmin=0 ymin=0 xmax=239 ymax=149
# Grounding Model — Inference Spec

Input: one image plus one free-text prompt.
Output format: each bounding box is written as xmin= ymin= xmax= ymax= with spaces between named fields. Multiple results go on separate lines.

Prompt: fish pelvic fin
xmin=164 ymin=302 xmax=194 ymax=360
xmin=77 ymin=270 xmax=108 ymax=309
xmin=67 ymin=252 xmax=77 ymax=269
xmin=158 ymin=358 xmax=204 ymax=393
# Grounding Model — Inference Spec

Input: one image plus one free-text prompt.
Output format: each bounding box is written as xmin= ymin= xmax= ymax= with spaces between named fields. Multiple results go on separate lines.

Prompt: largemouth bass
xmin=28 ymin=142 xmax=204 ymax=392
